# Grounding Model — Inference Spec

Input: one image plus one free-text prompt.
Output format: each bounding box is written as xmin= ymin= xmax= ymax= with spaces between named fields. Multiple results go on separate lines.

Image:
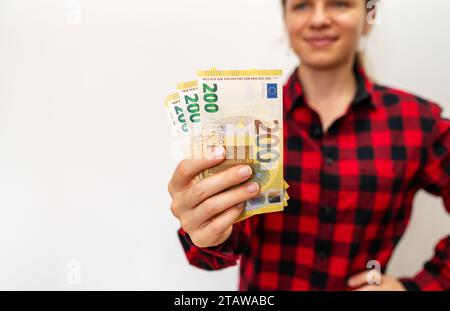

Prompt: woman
xmin=168 ymin=0 xmax=449 ymax=290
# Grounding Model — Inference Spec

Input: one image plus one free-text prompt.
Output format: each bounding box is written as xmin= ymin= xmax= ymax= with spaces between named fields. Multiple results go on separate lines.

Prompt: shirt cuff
xmin=399 ymin=270 xmax=445 ymax=291
xmin=178 ymin=221 xmax=244 ymax=257
xmin=399 ymin=278 xmax=421 ymax=291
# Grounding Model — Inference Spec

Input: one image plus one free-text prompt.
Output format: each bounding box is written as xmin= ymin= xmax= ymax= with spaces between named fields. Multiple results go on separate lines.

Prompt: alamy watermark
xmin=366 ymin=260 xmax=382 ymax=285
xmin=367 ymin=0 xmax=380 ymax=25
xmin=66 ymin=259 xmax=82 ymax=285
xmin=66 ymin=0 xmax=82 ymax=25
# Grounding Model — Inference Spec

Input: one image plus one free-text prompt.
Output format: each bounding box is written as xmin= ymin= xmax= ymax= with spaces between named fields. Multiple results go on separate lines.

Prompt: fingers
xmin=168 ymin=147 xmax=225 ymax=195
xmin=348 ymin=270 xmax=383 ymax=289
xmin=354 ymin=285 xmax=382 ymax=291
xmin=180 ymin=164 xmax=255 ymax=210
xmin=352 ymin=276 xmax=405 ymax=291
xmin=190 ymin=203 xmax=245 ymax=248
xmin=347 ymin=271 xmax=370 ymax=288
xmin=191 ymin=181 xmax=259 ymax=227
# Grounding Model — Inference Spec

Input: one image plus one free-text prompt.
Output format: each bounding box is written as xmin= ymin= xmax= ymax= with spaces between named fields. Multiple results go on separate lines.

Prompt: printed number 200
xmin=202 ymin=83 xmax=219 ymax=113
xmin=255 ymin=120 xmax=280 ymax=163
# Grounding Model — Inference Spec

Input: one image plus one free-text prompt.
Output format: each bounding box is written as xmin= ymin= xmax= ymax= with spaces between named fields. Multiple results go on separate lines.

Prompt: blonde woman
xmin=168 ymin=0 xmax=449 ymax=290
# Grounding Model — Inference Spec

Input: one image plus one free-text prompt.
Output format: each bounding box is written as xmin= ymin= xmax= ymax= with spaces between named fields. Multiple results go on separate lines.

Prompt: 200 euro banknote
xmin=197 ymin=68 xmax=285 ymax=221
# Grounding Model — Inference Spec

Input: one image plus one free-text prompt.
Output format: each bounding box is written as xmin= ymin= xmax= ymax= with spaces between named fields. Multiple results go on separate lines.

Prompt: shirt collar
xmin=284 ymin=64 xmax=378 ymax=114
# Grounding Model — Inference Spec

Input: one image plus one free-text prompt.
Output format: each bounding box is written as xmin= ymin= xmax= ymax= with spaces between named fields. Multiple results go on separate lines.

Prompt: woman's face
xmin=284 ymin=0 xmax=371 ymax=69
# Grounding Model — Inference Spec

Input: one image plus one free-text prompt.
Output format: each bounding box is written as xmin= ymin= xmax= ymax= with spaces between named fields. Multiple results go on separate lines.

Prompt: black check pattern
xmin=177 ymin=66 xmax=450 ymax=291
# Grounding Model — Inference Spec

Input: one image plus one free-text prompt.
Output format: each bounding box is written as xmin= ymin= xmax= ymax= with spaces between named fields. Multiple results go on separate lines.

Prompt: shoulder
xmin=371 ymin=83 xmax=445 ymax=127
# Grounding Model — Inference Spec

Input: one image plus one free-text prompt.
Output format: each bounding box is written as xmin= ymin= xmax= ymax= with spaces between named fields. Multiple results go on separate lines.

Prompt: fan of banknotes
xmin=164 ymin=68 xmax=289 ymax=222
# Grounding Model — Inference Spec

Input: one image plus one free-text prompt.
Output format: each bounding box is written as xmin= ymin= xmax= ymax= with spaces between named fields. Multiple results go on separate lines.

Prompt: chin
xmin=299 ymin=56 xmax=344 ymax=70
xmin=295 ymin=45 xmax=355 ymax=70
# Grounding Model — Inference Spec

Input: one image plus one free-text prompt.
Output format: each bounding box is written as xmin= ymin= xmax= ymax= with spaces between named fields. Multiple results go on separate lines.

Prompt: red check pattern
xmin=177 ymin=66 xmax=450 ymax=291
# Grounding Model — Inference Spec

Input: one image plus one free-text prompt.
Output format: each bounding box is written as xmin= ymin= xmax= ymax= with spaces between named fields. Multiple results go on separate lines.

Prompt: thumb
xmin=169 ymin=146 xmax=226 ymax=192
xmin=347 ymin=270 xmax=370 ymax=288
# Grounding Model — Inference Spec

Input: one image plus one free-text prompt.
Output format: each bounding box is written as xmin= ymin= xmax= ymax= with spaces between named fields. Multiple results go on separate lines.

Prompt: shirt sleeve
xmin=400 ymin=103 xmax=450 ymax=291
xmin=177 ymin=216 xmax=258 ymax=270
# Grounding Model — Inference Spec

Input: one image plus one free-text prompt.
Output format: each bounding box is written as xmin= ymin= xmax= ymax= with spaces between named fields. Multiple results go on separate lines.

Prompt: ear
xmin=363 ymin=21 xmax=374 ymax=36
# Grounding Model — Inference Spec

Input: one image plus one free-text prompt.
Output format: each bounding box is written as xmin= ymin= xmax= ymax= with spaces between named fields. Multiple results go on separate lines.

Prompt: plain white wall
xmin=0 ymin=0 xmax=448 ymax=290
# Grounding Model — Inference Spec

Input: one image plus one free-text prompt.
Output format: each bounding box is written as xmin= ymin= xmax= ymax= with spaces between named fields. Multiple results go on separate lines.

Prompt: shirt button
xmin=324 ymin=205 xmax=333 ymax=214
xmin=325 ymin=157 xmax=334 ymax=165
xmin=318 ymin=251 xmax=328 ymax=259
xmin=319 ymin=205 xmax=336 ymax=223
xmin=311 ymin=126 xmax=322 ymax=138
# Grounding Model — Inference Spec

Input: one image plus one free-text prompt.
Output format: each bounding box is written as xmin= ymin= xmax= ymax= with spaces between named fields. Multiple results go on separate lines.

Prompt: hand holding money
xmin=167 ymin=148 xmax=262 ymax=248
xmin=165 ymin=68 xmax=289 ymax=225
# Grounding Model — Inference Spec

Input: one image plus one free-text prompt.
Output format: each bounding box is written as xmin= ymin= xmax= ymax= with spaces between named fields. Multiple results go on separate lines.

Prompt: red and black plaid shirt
xmin=177 ymin=66 xmax=450 ymax=291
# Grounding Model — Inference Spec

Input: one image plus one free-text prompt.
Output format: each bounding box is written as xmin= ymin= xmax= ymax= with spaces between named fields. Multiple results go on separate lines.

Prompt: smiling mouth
xmin=304 ymin=36 xmax=338 ymax=48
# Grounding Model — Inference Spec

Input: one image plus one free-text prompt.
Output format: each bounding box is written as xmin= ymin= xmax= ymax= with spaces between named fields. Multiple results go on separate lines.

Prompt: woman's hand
xmin=348 ymin=270 xmax=406 ymax=291
xmin=168 ymin=147 xmax=260 ymax=248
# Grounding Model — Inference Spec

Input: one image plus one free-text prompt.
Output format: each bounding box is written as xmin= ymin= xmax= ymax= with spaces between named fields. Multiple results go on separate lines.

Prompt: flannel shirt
xmin=177 ymin=65 xmax=450 ymax=290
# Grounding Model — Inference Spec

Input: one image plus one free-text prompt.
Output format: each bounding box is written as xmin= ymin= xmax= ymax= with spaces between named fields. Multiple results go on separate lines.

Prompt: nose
xmin=309 ymin=4 xmax=331 ymax=29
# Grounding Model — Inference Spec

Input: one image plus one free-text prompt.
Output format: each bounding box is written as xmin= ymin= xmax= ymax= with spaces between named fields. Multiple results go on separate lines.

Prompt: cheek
xmin=336 ymin=12 xmax=366 ymax=39
xmin=335 ymin=18 xmax=365 ymax=48
xmin=285 ymin=17 xmax=306 ymax=41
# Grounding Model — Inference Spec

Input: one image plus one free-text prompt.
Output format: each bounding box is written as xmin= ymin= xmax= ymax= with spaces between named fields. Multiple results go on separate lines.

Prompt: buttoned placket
xmin=310 ymin=112 xmax=341 ymax=271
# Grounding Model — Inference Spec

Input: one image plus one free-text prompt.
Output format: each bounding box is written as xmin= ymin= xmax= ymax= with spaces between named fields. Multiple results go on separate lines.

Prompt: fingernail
xmin=246 ymin=182 xmax=259 ymax=193
xmin=214 ymin=147 xmax=225 ymax=159
xmin=237 ymin=166 xmax=252 ymax=178
xmin=207 ymin=146 xmax=225 ymax=159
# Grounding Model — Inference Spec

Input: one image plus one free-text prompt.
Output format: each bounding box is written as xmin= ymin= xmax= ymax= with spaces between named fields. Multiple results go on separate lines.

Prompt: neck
xmin=298 ymin=61 xmax=357 ymax=111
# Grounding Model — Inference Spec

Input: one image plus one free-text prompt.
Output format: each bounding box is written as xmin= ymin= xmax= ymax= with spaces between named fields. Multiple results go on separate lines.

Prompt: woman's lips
xmin=305 ymin=36 xmax=338 ymax=48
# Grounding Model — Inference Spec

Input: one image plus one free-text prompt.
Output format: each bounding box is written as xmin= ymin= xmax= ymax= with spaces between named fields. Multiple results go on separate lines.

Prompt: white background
xmin=0 ymin=0 xmax=449 ymax=290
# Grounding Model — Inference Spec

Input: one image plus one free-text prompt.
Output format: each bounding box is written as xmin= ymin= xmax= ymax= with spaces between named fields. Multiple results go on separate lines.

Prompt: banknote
xmin=177 ymin=80 xmax=203 ymax=162
xmin=196 ymin=68 xmax=285 ymax=222
xmin=164 ymin=68 xmax=289 ymax=222
xmin=164 ymin=92 xmax=191 ymax=159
